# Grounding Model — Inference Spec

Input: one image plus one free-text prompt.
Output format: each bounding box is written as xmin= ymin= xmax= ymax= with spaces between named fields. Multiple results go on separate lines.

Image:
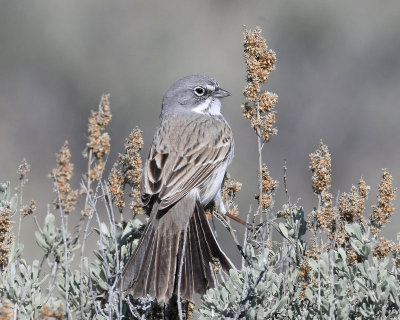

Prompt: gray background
xmin=1 ymin=0 xmax=400 ymax=264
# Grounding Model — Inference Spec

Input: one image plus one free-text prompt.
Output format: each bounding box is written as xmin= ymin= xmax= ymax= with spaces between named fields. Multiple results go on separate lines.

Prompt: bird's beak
xmin=213 ymin=88 xmax=231 ymax=98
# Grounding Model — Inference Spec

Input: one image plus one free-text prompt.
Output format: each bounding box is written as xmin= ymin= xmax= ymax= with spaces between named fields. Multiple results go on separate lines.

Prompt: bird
xmin=120 ymin=75 xmax=235 ymax=301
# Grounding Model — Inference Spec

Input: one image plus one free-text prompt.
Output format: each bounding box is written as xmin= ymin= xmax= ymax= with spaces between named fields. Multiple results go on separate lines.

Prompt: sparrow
xmin=120 ymin=75 xmax=234 ymax=301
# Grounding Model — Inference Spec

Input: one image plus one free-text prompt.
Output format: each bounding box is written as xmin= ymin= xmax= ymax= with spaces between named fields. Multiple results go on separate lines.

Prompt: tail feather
xmin=182 ymin=224 xmax=194 ymax=298
xmin=120 ymin=196 xmax=234 ymax=301
xmin=131 ymin=227 xmax=157 ymax=297
xmin=154 ymin=233 xmax=165 ymax=298
xmin=195 ymin=202 xmax=233 ymax=272
xmin=165 ymin=235 xmax=178 ymax=298
xmin=144 ymin=232 xmax=158 ymax=294
xmin=120 ymin=222 xmax=154 ymax=294
xmin=191 ymin=205 xmax=215 ymax=292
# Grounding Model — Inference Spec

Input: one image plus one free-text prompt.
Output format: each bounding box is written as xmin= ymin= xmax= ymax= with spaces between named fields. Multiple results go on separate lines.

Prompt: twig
xmin=16 ymin=179 xmax=24 ymax=248
xmin=79 ymin=170 xmax=107 ymax=316
xmin=213 ymin=211 xmax=248 ymax=265
xmin=52 ymin=179 xmax=71 ymax=319
xmin=102 ymin=180 xmax=122 ymax=318
xmin=283 ymin=160 xmax=289 ymax=200
xmin=79 ymin=181 xmax=96 ymax=319
xmin=317 ymin=232 xmax=322 ymax=316
xmin=232 ymin=212 xmax=252 ymax=319
xmin=90 ymin=187 xmax=114 ymax=319
xmin=225 ymin=212 xmax=248 ymax=226
xmin=83 ymin=141 xmax=93 ymax=217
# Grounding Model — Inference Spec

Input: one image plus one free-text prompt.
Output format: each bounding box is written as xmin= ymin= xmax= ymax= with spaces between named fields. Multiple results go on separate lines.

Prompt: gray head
xmin=161 ymin=75 xmax=231 ymax=117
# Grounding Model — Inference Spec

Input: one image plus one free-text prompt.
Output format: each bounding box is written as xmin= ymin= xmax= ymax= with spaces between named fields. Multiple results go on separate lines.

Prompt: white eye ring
xmin=194 ymin=86 xmax=206 ymax=96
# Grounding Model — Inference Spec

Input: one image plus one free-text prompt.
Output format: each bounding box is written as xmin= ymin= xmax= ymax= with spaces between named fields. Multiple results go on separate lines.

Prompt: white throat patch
xmin=192 ymin=97 xmax=221 ymax=115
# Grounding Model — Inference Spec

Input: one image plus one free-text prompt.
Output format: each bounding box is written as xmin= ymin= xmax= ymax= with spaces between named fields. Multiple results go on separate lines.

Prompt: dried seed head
xmin=0 ymin=300 xmax=13 ymax=319
xmin=221 ymin=174 xmax=242 ymax=200
xmin=108 ymin=128 xmax=144 ymax=215
xmin=108 ymin=167 xmax=125 ymax=210
xmin=0 ymin=206 xmax=13 ymax=269
xmin=358 ymin=178 xmax=370 ymax=199
xmin=370 ymin=169 xmax=396 ymax=230
xmin=338 ymin=179 xmax=369 ymax=224
xmin=39 ymin=304 xmax=64 ymax=320
xmin=346 ymin=248 xmax=360 ymax=265
xmin=187 ymin=301 xmax=195 ymax=319
xmin=221 ymin=173 xmax=242 ymax=217
xmin=309 ymin=141 xmax=331 ymax=195
xmin=298 ymin=260 xmax=311 ymax=279
xmin=85 ymin=94 xmax=112 ymax=160
xmin=321 ymin=179 xmax=369 ymax=254
xmin=255 ymin=165 xmax=277 ymax=210
xmin=373 ymin=235 xmax=395 ymax=260
xmin=17 ymin=158 xmax=31 ymax=181
xmin=83 ymin=94 xmax=112 ymax=185
xmin=51 ymin=141 xmax=78 ymax=214
xmin=20 ymin=200 xmax=37 ymax=216
xmin=242 ymin=27 xmax=278 ymax=142
xmin=309 ymin=237 xmax=322 ymax=259
xmin=244 ymin=27 xmax=276 ymax=84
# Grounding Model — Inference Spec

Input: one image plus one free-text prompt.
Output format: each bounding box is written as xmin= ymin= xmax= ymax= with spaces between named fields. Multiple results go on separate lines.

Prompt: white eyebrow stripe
xmin=206 ymin=84 xmax=215 ymax=92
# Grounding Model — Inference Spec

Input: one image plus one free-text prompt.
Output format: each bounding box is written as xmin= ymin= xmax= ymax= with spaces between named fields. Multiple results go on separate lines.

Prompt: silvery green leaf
xmin=31 ymin=260 xmax=39 ymax=280
xmin=18 ymin=263 xmax=29 ymax=280
xmin=9 ymin=194 xmax=18 ymax=214
xmin=44 ymin=212 xmax=55 ymax=227
xmin=319 ymin=259 xmax=329 ymax=277
xmin=37 ymin=274 xmax=49 ymax=287
xmin=0 ymin=182 xmax=9 ymax=201
xmin=33 ymin=293 xmax=42 ymax=307
xmin=100 ymin=222 xmax=109 ymax=236
xmin=277 ymin=222 xmax=289 ymax=240
xmin=83 ymin=256 xmax=89 ymax=271
xmin=337 ymin=247 xmax=347 ymax=262
xmin=308 ymin=259 xmax=318 ymax=271
xmin=10 ymin=262 xmax=16 ymax=283
xmin=121 ymin=224 xmax=134 ymax=239
xmin=8 ymin=242 xmax=17 ymax=263
xmin=305 ymin=288 xmax=314 ymax=301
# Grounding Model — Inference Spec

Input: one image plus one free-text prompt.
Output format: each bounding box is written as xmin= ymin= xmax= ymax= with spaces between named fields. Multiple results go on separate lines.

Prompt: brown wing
xmin=141 ymin=114 xmax=232 ymax=210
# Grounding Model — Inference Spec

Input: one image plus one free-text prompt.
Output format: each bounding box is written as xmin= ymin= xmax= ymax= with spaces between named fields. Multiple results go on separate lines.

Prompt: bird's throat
xmin=192 ymin=97 xmax=221 ymax=115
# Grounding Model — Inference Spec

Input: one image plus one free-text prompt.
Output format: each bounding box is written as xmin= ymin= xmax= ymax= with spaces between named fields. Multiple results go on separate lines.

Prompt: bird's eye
xmin=194 ymin=87 xmax=206 ymax=96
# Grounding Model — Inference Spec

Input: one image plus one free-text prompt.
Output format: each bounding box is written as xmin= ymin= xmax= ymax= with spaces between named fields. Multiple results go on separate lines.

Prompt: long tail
xmin=120 ymin=198 xmax=233 ymax=301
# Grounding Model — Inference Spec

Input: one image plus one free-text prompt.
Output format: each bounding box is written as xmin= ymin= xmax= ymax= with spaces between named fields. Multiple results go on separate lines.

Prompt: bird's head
xmin=161 ymin=75 xmax=231 ymax=116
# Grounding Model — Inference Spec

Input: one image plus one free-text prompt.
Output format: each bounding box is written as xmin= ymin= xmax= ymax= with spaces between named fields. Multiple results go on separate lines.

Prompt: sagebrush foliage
xmin=197 ymin=211 xmax=400 ymax=319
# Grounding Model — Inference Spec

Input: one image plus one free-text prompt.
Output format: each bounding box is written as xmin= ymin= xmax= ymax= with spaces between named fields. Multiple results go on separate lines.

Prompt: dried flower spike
xmin=108 ymin=128 xmax=144 ymax=215
xmin=0 ymin=300 xmax=13 ymax=319
xmin=220 ymin=173 xmax=242 ymax=217
xmin=0 ymin=205 xmax=13 ymax=269
xmin=84 ymin=94 xmax=112 ymax=181
xmin=255 ymin=165 xmax=277 ymax=209
xmin=20 ymin=200 xmax=37 ymax=216
xmin=309 ymin=140 xmax=331 ymax=195
xmin=373 ymin=235 xmax=395 ymax=260
xmin=81 ymin=94 xmax=113 ymax=216
xmin=242 ymin=26 xmax=278 ymax=142
xmin=17 ymin=158 xmax=31 ymax=181
xmin=370 ymin=169 xmax=396 ymax=231
xmin=221 ymin=173 xmax=242 ymax=201
xmin=338 ymin=179 xmax=369 ymax=224
xmin=39 ymin=304 xmax=64 ymax=320
xmin=51 ymin=141 xmax=78 ymax=214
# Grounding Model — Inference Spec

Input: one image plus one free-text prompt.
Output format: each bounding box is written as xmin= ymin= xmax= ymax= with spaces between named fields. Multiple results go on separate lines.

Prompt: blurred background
xmin=1 ymin=0 xmax=400 ymax=265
